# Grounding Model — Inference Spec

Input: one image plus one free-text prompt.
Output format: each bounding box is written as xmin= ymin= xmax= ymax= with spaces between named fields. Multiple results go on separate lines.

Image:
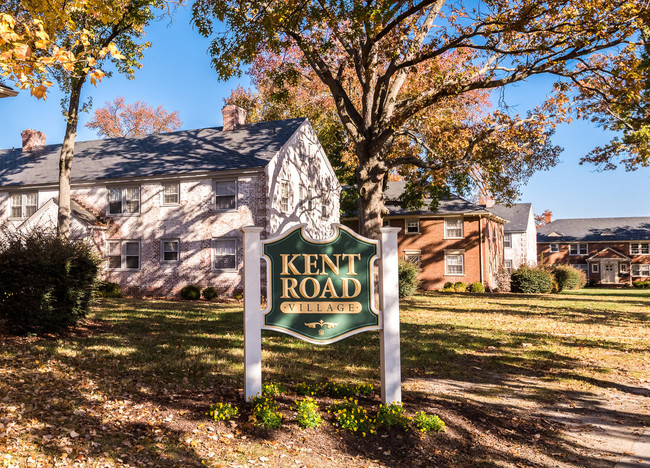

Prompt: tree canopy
xmin=86 ymin=96 xmax=182 ymax=138
xmin=194 ymin=0 xmax=644 ymax=236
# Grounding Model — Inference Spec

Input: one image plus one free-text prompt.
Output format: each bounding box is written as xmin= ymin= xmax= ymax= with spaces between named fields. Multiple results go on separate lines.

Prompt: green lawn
xmin=560 ymin=287 xmax=650 ymax=297
xmin=1 ymin=292 xmax=648 ymax=467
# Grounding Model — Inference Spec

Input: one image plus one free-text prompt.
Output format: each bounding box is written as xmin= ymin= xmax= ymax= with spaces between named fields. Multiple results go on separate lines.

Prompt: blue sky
xmin=0 ymin=6 xmax=647 ymax=221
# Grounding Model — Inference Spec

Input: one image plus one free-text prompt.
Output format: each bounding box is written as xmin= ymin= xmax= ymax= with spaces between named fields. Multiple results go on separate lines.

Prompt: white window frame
xmin=591 ymin=263 xmax=599 ymax=273
xmin=161 ymin=239 xmax=180 ymax=263
xmin=321 ymin=193 xmax=328 ymax=218
xmin=504 ymin=259 xmax=513 ymax=272
xmin=620 ymin=263 xmax=628 ymax=273
xmin=569 ymin=243 xmax=588 ymax=256
xmin=504 ymin=233 xmax=512 ymax=248
xmin=108 ymin=186 xmax=141 ymax=215
xmin=106 ymin=240 xmax=140 ymax=270
xmin=162 ymin=183 xmax=180 ymax=206
xmin=444 ymin=217 xmax=463 ymax=239
xmin=630 ymin=243 xmax=650 ymax=255
xmin=406 ymin=219 xmax=420 ymax=234
xmin=404 ymin=249 xmax=421 ymax=267
xmin=632 ymin=264 xmax=650 ymax=277
xmin=550 ymin=243 xmax=559 ymax=253
xmin=214 ymin=179 xmax=237 ymax=211
xmin=10 ymin=192 xmax=38 ymax=219
xmin=212 ymin=238 xmax=238 ymax=271
xmin=444 ymin=250 xmax=465 ymax=276
xmin=280 ymin=180 xmax=290 ymax=214
xmin=572 ymin=264 xmax=588 ymax=272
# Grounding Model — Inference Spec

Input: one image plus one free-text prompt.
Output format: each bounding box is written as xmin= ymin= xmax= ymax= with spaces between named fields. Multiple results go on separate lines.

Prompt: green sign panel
xmin=262 ymin=225 xmax=380 ymax=344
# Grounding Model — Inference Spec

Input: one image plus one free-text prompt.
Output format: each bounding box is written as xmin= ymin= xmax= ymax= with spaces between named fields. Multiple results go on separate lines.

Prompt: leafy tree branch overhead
xmin=193 ymin=0 xmax=644 ymax=237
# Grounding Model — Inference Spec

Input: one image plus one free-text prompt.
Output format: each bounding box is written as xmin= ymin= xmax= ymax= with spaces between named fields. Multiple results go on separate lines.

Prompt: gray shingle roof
xmin=0 ymin=118 xmax=306 ymax=187
xmin=0 ymin=83 xmax=18 ymax=97
xmin=384 ymin=181 xmax=498 ymax=217
xmin=489 ymin=203 xmax=532 ymax=232
xmin=537 ymin=217 xmax=650 ymax=242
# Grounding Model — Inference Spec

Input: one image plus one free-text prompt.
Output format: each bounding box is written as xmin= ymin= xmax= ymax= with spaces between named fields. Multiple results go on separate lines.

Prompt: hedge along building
xmin=537 ymin=216 xmax=650 ymax=286
xmin=0 ymin=106 xmax=341 ymax=296
xmin=346 ymin=181 xmax=506 ymax=290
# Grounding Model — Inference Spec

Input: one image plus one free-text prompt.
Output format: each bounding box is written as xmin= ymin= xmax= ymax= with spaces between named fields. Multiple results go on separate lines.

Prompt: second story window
xmin=550 ymin=243 xmax=559 ymax=253
xmin=108 ymin=186 xmax=140 ymax=215
xmin=215 ymin=180 xmax=237 ymax=210
xmin=163 ymin=183 xmax=179 ymax=205
xmin=280 ymin=181 xmax=290 ymax=213
xmin=504 ymin=233 xmax=512 ymax=248
xmin=445 ymin=217 xmax=463 ymax=239
xmin=406 ymin=219 xmax=420 ymax=234
xmin=569 ymin=243 xmax=588 ymax=255
xmin=321 ymin=193 xmax=328 ymax=218
xmin=631 ymin=243 xmax=650 ymax=255
xmin=11 ymin=192 xmax=37 ymax=219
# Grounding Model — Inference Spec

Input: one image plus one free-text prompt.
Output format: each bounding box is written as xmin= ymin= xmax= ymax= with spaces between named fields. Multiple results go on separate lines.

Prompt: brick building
xmin=537 ymin=216 xmax=650 ymax=285
xmin=0 ymin=107 xmax=340 ymax=296
xmin=359 ymin=181 xmax=506 ymax=290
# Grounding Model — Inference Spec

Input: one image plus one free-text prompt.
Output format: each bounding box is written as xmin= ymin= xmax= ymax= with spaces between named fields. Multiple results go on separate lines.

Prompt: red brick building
xmin=537 ymin=217 xmax=650 ymax=285
xmin=348 ymin=182 xmax=506 ymax=290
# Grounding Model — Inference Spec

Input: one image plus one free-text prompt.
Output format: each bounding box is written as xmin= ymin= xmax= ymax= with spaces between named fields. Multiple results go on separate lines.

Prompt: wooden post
xmin=242 ymin=226 xmax=263 ymax=400
xmin=379 ymin=227 xmax=401 ymax=404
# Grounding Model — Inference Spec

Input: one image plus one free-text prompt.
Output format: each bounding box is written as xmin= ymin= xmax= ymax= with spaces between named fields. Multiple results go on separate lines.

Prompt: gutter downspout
xmin=478 ymin=216 xmax=484 ymax=284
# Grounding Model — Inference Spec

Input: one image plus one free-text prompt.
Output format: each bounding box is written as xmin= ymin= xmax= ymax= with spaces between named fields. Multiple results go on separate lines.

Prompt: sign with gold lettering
xmin=262 ymin=225 xmax=380 ymax=344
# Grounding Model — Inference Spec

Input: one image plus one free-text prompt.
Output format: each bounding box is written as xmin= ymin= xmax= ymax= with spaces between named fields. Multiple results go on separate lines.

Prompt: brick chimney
xmin=544 ymin=209 xmax=552 ymax=225
xmin=222 ymin=105 xmax=247 ymax=131
xmin=478 ymin=194 xmax=495 ymax=208
xmin=21 ymin=129 xmax=46 ymax=151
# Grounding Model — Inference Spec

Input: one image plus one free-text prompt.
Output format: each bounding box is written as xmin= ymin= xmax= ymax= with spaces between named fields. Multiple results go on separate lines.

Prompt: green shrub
xmin=207 ymin=402 xmax=239 ymax=421
xmin=443 ymin=282 xmax=454 ymax=290
xmin=553 ymin=265 xmax=587 ymax=291
xmin=250 ymin=395 xmax=283 ymax=429
xmin=354 ymin=383 xmax=374 ymax=396
xmin=180 ymin=284 xmax=201 ymax=300
xmin=469 ymin=282 xmax=485 ymax=293
xmin=413 ymin=411 xmax=446 ymax=433
xmin=262 ymin=381 xmax=286 ymax=396
xmin=633 ymin=280 xmax=650 ymax=289
xmin=96 ymin=281 xmax=122 ymax=298
xmin=0 ymin=230 xmax=100 ymax=334
xmin=398 ymin=259 xmax=420 ymax=298
xmin=295 ymin=397 xmax=323 ymax=429
xmin=510 ymin=266 xmax=553 ymax=293
xmin=320 ymin=382 xmax=355 ymax=398
xmin=202 ymin=286 xmax=218 ymax=300
xmin=376 ymin=402 xmax=411 ymax=431
xmin=453 ymin=281 xmax=467 ymax=292
xmin=329 ymin=398 xmax=374 ymax=436
xmin=441 ymin=286 xmax=454 ymax=292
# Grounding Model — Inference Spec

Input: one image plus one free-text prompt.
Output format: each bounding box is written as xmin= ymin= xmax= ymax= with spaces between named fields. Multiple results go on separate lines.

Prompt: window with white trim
xmin=404 ymin=250 xmax=421 ymax=267
xmin=550 ymin=243 xmax=559 ymax=253
xmin=213 ymin=238 xmax=237 ymax=270
xmin=591 ymin=263 xmax=599 ymax=273
xmin=572 ymin=264 xmax=588 ymax=272
xmin=215 ymin=180 xmax=237 ymax=210
xmin=505 ymin=260 xmax=513 ymax=273
xmin=10 ymin=192 xmax=37 ymax=219
xmin=108 ymin=186 xmax=140 ymax=215
xmin=161 ymin=239 xmax=180 ymax=263
xmin=107 ymin=240 xmax=140 ymax=270
xmin=280 ymin=181 xmax=290 ymax=213
xmin=321 ymin=193 xmax=328 ymax=218
xmin=445 ymin=251 xmax=464 ymax=275
xmin=162 ymin=183 xmax=179 ymax=205
xmin=406 ymin=219 xmax=420 ymax=234
xmin=620 ymin=263 xmax=628 ymax=273
xmin=445 ymin=217 xmax=463 ymax=239
xmin=569 ymin=243 xmax=588 ymax=255
xmin=632 ymin=264 xmax=650 ymax=276
xmin=504 ymin=233 xmax=512 ymax=248
xmin=630 ymin=243 xmax=650 ymax=255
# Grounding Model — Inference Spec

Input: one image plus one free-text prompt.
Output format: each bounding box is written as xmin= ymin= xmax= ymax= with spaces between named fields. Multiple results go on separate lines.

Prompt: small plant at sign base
xmin=207 ymin=402 xmax=239 ymax=421
xmin=249 ymin=395 xmax=283 ymax=429
xmin=262 ymin=381 xmax=286 ymax=396
xmin=355 ymin=383 xmax=374 ymax=396
xmin=413 ymin=411 xmax=446 ymax=433
xmin=295 ymin=397 xmax=323 ymax=429
xmin=296 ymin=382 xmax=319 ymax=396
xmin=328 ymin=398 xmax=375 ymax=437
xmin=320 ymin=382 xmax=356 ymax=397
xmin=376 ymin=402 xmax=411 ymax=431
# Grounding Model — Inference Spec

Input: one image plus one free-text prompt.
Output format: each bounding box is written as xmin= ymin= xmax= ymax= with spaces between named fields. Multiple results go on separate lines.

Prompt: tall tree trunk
xmin=57 ymin=76 xmax=85 ymax=238
xmin=356 ymin=155 xmax=388 ymax=239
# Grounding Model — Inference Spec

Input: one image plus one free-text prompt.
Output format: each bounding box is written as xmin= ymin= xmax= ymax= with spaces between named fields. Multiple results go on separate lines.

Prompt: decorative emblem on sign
xmin=262 ymin=225 xmax=380 ymax=344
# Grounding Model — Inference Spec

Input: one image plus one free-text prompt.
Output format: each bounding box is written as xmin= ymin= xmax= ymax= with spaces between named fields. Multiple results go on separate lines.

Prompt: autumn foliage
xmin=86 ymin=97 xmax=182 ymax=138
